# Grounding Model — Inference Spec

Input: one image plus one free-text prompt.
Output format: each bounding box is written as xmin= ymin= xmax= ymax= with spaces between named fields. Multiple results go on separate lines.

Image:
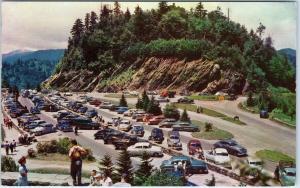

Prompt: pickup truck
xmin=203 ymin=148 xmax=231 ymax=168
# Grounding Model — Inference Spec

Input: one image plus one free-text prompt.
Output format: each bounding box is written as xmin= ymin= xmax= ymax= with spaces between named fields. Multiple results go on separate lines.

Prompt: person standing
xmin=17 ymin=156 xmax=29 ymax=186
xmin=9 ymin=142 xmax=14 ymax=154
xmin=4 ymin=141 xmax=9 ymax=155
xmin=69 ymin=139 xmax=87 ymax=186
xmin=12 ymin=140 xmax=17 ymax=152
xmin=74 ymin=126 xmax=78 ymax=136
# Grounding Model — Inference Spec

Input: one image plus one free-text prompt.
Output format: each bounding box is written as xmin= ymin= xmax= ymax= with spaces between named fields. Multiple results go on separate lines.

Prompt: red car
xmin=148 ymin=116 xmax=165 ymax=125
xmin=188 ymin=140 xmax=203 ymax=155
xmin=89 ymin=99 xmax=101 ymax=106
xmin=143 ymin=114 xmax=154 ymax=122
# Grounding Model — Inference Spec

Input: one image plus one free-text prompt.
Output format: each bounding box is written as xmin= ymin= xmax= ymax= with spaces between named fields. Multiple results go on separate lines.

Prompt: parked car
xmin=112 ymin=135 xmax=138 ymax=150
xmin=70 ymin=117 xmax=100 ymax=130
xmin=108 ymin=117 xmax=121 ymax=126
xmin=167 ymin=131 xmax=182 ymax=150
xmin=160 ymin=155 xmax=208 ymax=174
xmin=172 ymin=121 xmax=199 ymax=132
xmin=148 ymin=116 xmax=165 ymax=125
xmin=132 ymin=110 xmax=146 ymax=119
xmin=94 ymin=128 xmax=116 ymax=140
xmin=30 ymin=107 xmax=40 ymax=114
xmin=85 ymin=109 xmax=98 ymax=118
xmin=213 ymin=139 xmax=247 ymax=157
xmin=32 ymin=123 xmax=56 ymax=136
xmin=204 ymin=148 xmax=231 ymax=168
xmin=89 ymin=99 xmax=101 ymax=106
xmin=123 ymin=109 xmax=138 ymax=117
xmin=64 ymin=92 xmax=73 ymax=96
xmin=99 ymin=102 xmax=114 ymax=109
xmin=130 ymin=124 xmax=144 ymax=137
xmin=260 ymin=110 xmax=269 ymax=118
xmin=247 ymin=157 xmax=263 ymax=170
xmin=142 ymin=114 xmax=154 ymax=122
xmin=127 ymin=142 xmax=163 ymax=157
xmin=116 ymin=107 xmax=129 ymax=114
xmin=188 ymin=140 xmax=203 ymax=155
xmin=118 ymin=120 xmax=132 ymax=132
xmin=148 ymin=128 xmax=164 ymax=144
xmin=77 ymin=106 xmax=88 ymax=114
xmin=103 ymin=132 xmax=125 ymax=144
xmin=275 ymin=161 xmax=296 ymax=186
xmin=155 ymin=96 xmax=169 ymax=103
xmin=177 ymin=97 xmax=194 ymax=104
xmin=56 ymin=120 xmax=73 ymax=132
xmin=159 ymin=118 xmax=176 ymax=128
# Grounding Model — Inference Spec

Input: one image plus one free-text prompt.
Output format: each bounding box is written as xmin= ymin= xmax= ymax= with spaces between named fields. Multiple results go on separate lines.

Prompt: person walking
xmin=114 ymin=173 xmax=131 ymax=186
xmin=69 ymin=139 xmax=87 ymax=186
xmin=16 ymin=156 xmax=29 ymax=186
xmin=9 ymin=142 xmax=14 ymax=154
xmin=4 ymin=141 xmax=10 ymax=155
xmin=12 ymin=140 xmax=17 ymax=152
xmin=74 ymin=126 xmax=78 ymax=136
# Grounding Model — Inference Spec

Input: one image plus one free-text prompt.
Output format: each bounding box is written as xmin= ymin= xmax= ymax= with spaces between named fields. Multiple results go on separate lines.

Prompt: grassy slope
xmin=255 ymin=150 xmax=295 ymax=162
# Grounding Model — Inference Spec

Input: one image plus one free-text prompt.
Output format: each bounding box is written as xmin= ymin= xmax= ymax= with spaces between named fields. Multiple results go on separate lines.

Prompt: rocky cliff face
xmin=43 ymin=57 xmax=245 ymax=94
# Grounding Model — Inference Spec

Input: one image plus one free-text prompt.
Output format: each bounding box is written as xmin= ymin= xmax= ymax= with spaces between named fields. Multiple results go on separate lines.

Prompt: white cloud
xmin=1 ymin=1 xmax=297 ymax=53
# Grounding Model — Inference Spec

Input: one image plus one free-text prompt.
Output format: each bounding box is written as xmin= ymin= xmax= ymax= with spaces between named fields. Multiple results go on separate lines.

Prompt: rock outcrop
xmin=43 ymin=57 xmax=246 ymax=94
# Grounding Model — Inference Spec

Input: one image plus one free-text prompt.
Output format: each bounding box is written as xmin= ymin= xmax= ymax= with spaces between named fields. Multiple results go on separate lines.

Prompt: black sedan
xmin=177 ymin=97 xmax=194 ymax=104
xmin=94 ymin=128 xmax=116 ymax=140
xmin=213 ymin=139 xmax=247 ymax=157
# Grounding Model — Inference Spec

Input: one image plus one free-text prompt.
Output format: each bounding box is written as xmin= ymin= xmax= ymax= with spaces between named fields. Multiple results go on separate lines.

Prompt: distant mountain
xmin=278 ymin=48 xmax=296 ymax=68
xmin=2 ymin=49 xmax=65 ymax=64
xmin=2 ymin=49 xmax=65 ymax=89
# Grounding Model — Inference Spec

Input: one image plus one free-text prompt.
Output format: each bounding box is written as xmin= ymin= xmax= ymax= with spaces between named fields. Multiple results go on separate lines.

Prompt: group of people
xmin=174 ymin=160 xmax=187 ymax=174
xmin=3 ymin=140 xmax=17 ymax=155
xmin=89 ymin=170 xmax=113 ymax=186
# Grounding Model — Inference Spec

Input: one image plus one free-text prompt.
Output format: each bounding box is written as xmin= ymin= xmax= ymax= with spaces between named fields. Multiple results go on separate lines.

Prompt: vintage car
xmin=118 ymin=120 xmax=132 ymax=132
xmin=275 ymin=161 xmax=296 ymax=186
xmin=155 ymin=96 xmax=170 ymax=103
xmin=31 ymin=123 xmax=56 ymax=136
xmin=177 ymin=97 xmax=194 ymax=104
xmin=130 ymin=124 xmax=145 ymax=137
xmin=148 ymin=128 xmax=164 ymax=144
xmin=85 ymin=109 xmax=98 ymax=118
xmin=103 ymin=132 xmax=125 ymax=144
xmin=70 ymin=117 xmax=100 ymax=130
xmin=148 ymin=115 xmax=165 ymax=125
xmin=132 ymin=110 xmax=146 ymax=119
xmin=112 ymin=135 xmax=138 ymax=150
xmin=160 ymin=155 xmax=208 ymax=174
xmin=94 ymin=128 xmax=116 ymax=140
xmin=260 ymin=109 xmax=269 ymax=118
xmin=167 ymin=131 xmax=182 ymax=150
xmin=89 ymin=99 xmax=101 ymax=106
xmin=123 ymin=109 xmax=138 ymax=117
xmin=172 ymin=121 xmax=200 ymax=132
xmin=188 ymin=140 xmax=203 ymax=156
xmin=56 ymin=120 xmax=73 ymax=132
xmin=127 ymin=142 xmax=163 ymax=157
xmin=213 ymin=139 xmax=247 ymax=157
xmin=142 ymin=114 xmax=154 ymax=122
xmin=77 ymin=106 xmax=88 ymax=114
xmin=99 ymin=102 xmax=114 ymax=109
xmin=108 ymin=117 xmax=121 ymax=126
xmin=159 ymin=118 xmax=177 ymax=128
xmin=204 ymin=148 xmax=231 ymax=168
xmin=116 ymin=107 xmax=129 ymax=114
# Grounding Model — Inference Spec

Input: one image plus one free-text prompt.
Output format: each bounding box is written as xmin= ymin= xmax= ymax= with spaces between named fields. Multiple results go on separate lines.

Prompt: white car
xmin=129 ymin=91 xmax=139 ymax=96
xmin=31 ymin=123 xmax=55 ymax=136
xmin=204 ymin=148 xmax=231 ymax=168
xmin=247 ymin=157 xmax=263 ymax=170
xmin=127 ymin=142 xmax=163 ymax=157
xmin=64 ymin=92 xmax=73 ymax=96
xmin=123 ymin=109 xmax=138 ymax=117
xmin=155 ymin=96 xmax=169 ymax=103
xmin=118 ymin=120 xmax=132 ymax=132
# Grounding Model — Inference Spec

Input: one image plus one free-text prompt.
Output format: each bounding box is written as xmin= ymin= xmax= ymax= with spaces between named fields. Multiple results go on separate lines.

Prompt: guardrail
xmin=42 ymin=95 xmax=258 ymax=185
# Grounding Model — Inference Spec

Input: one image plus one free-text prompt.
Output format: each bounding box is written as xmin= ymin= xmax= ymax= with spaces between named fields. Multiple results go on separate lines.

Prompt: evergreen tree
xmin=163 ymin=103 xmax=180 ymax=120
xmin=124 ymin=8 xmax=131 ymax=22
xmin=180 ymin=108 xmax=190 ymax=122
xmin=133 ymin=5 xmax=145 ymax=40
xmin=113 ymin=1 xmax=122 ymax=17
xmin=147 ymin=96 xmax=162 ymax=115
xmin=141 ymin=90 xmax=150 ymax=111
xmin=246 ymin=91 xmax=255 ymax=107
xmin=136 ymin=97 xmax=144 ymax=109
xmin=84 ymin=13 xmax=90 ymax=31
xmin=119 ymin=94 xmax=128 ymax=107
xmin=256 ymin=22 xmax=266 ymax=38
xmin=98 ymin=154 xmax=114 ymax=177
xmin=142 ymin=169 xmax=184 ymax=186
xmin=71 ymin=18 xmax=84 ymax=44
xmin=134 ymin=152 xmax=153 ymax=185
xmin=116 ymin=150 xmax=134 ymax=184
xmin=90 ymin=11 xmax=98 ymax=31
xmin=158 ymin=1 xmax=169 ymax=16
xmin=100 ymin=5 xmax=111 ymax=27
xmin=195 ymin=2 xmax=207 ymax=18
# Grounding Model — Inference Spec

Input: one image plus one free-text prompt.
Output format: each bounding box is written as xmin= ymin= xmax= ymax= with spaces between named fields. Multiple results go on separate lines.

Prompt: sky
xmin=1 ymin=1 xmax=297 ymax=53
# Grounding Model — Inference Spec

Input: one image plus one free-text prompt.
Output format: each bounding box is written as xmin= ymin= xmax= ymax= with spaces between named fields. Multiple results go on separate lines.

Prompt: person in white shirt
xmin=114 ymin=173 xmax=131 ymax=187
xmin=101 ymin=173 xmax=113 ymax=186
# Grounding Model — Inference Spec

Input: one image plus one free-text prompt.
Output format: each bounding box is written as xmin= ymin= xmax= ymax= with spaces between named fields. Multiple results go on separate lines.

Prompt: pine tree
xmin=116 ymin=150 xmax=134 ymax=184
xmin=163 ymin=103 xmax=180 ymax=120
xmin=133 ymin=5 xmax=145 ymax=39
xmin=119 ymin=94 xmax=128 ymax=107
xmin=141 ymin=90 xmax=150 ymax=111
xmin=180 ymin=108 xmax=190 ymax=122
xmin=84 ymin=13 xmax=90 ymax=31
xmin=134 ymin=152 xmax=153 ymax=185
xmin=100 ymin=5 xmax=111 ymax=27
xmin=70 ymin=18 xmax=84 ymax=44
xmin=98 ymin=154 xmax=114 ymax=177
xmin=158 ymin=1 xmax=169 ymax=16
xmin=113 ymin=1 xmax=122 ymax=17
xmin=195 ymin=2 xmax=207 ymax=18
xmin=147 ymin=96 xmax=162 ymax=115
xmin=136 ymin=97 xmax=144 ymax=109
xmin=89 ymin=11 xmax=98 ymax=31
xmin=124 ymin=8 xmax=131 ymax=22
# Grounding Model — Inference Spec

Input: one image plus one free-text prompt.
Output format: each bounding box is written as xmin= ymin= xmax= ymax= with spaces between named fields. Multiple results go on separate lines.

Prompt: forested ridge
xmin=53 ymin=2 xmax=295 ymax=93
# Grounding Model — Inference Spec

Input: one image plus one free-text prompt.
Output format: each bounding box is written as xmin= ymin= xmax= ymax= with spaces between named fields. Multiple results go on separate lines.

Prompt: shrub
xmin=163 ymin=103 xmax=180 ymax=120
xmin=1 ymin=156 xmax=18 ymax=172
xmin=28 ymin=148 xmax=36 ymax=158
xmin=57 ymin=137 xmax=72 ymax=154
xmin=204 ymin=122 xmax=213 ymax=132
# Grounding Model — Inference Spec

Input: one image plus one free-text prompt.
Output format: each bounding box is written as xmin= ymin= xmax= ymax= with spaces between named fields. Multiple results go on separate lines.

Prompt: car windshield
xmin=170 ymin=136 xmax=179 ymax=139
xmin=228 ymin=141 xmax=237 ymax=146
xmin=191 ymin=143 xmax=201 ymax=147
xmin=216 ymin=152 xmax=228 ymax=156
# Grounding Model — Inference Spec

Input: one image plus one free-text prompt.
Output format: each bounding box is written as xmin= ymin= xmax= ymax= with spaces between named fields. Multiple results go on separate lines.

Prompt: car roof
xmin=247 ymin=157 xmax=262 ymax=163
xmin=169 ymin=131 xmax=180 ymax=136
xmin=170 ymin=155 xmax=190 ymax=161
xmin=215 ymin=148 xmax=228 ymax=153
xmin=134 ymin=142 xmax=150 ymax=147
